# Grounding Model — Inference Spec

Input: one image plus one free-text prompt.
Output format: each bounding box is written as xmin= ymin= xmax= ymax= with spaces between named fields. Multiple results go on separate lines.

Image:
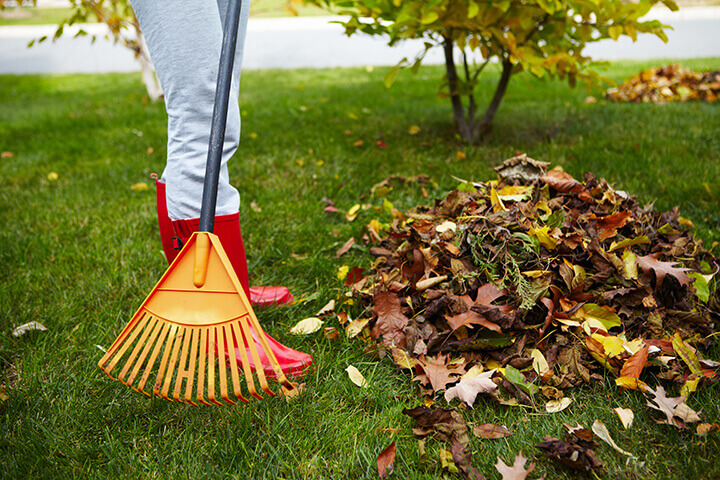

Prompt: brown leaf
xmin=541 ymin=169 xmax=585 ymax=193
xmin=336 ymin=237 xmax=355 ymax=257
xmin=473 ymin=423 xmax=511 ymax=439
xmin=535 ymin=435 xmax=602 ymax=472
xmin=413 ymin=354 xmax=465 ymax=392
xmin=636 ymin=252 xmax=692 ymax=287
xmin=377 ymin=442 xmax=396 ymax=480
xmin=445 ymin=285 xmax=507 ymax=333
xmin=451 ymin=440 xmax=485 ymax=480
xmin=592 ymin=211 xmax=632 ymax=241
xmin=495 ymin=452 xmax=536 ymax=480
xmin=371 ymin=291 xmax=409 ymax=348
xmin=619 ymin=345 xmax=649 ymax=379
xmin=645 ymin=385 xmax=701 ymax=429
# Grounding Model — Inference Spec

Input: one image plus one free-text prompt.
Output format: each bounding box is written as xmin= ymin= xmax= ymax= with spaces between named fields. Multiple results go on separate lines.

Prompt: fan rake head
xmin=98 ymin=232 xmax=297 ymax=405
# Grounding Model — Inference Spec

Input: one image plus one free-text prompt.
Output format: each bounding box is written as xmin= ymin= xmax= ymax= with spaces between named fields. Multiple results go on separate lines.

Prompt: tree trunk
xmin=472 ymin=58 xmax=513 ymax=141
xmin=134 ymin=25 xmax=163 ymax=101
xmin=442 ymin=35 xmax=472 ymax=142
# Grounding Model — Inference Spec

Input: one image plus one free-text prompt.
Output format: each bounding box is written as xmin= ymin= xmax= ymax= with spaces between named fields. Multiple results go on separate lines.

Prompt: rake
xmin=98 ymin=0 xmax=297 ymax=404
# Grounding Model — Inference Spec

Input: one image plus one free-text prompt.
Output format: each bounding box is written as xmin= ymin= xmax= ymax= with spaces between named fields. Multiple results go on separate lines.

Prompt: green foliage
xmin=303 ymin=0 xmax=678 ymax=142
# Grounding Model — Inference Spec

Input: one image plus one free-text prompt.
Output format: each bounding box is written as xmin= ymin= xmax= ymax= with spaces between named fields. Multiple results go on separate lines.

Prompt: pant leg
xmin=130 ymin=0 xmax=251 ymax=219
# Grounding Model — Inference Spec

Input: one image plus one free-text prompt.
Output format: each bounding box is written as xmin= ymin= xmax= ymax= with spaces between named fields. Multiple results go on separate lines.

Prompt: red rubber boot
xmin=154 ymin=179 xmax=312 ymax=378
xmin=155 ymin=179 xmax=293 ymax=306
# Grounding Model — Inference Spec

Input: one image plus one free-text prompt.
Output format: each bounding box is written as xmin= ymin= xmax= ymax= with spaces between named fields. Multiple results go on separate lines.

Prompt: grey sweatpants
xmin=131 ymin=0 xmax=251 ymax=220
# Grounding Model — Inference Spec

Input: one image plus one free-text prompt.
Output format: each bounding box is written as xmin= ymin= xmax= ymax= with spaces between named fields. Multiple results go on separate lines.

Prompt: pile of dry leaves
xmin=605 ymin=64 xmax=720 ymax=103
xmin=335 ymin=154 xmax=719 ymax=477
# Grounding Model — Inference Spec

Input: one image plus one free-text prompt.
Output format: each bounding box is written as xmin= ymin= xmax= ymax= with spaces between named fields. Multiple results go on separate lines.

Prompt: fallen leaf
xmin=697 ymin=423 xmax=719 ymax=435
xmin=408 ymin=125 xmax=421 ymax=135
xmin=414 ymin=354 xmax=465 ymax=393
xmin=645 ymin=385 xmax=701 ymax=429
xmin=316 ymin=299 xmax=336 ymax=317
xmin=1 ymin=151 xmax=14 ymax=158
xmin=546 ymin=397 xmax=572 ymax=413
xmin=473 ymin=423 xmax=511 ymax=439
xmin=47 ymin=172 xmax=59 ymax=181
xmin=495 ymin=452 xmax=536 ymax=480
xmin=250 ymin=201 xmax=261 ymax=212
xmin=444 ymin=369 xmax=497 ymax=407
xmin=536 ymin=435 xmax=602 ymax=472
xmin=12 ymin=321 xmax=47 ymax=337
xmin=371 ymin=291 xmax=409 ymax=348
xmin=636 ymin=253 xmax=692 ymax=287
xmin=346 ymin=318 xmax=370 ymax=338
xmin=614 ymin=407 xmax=634 ymax=429
xmin=336 ymin=237 xmax=355 ymax=257
xmin=377 ymin=442 xmax=396 ymax=480
xmin=346 ymin=204 xmax=361 ymax=221
xmin=619 ymin=345 xmax=649 ymax=379
xmin=346 ymin=365 xmax=369 ymax=388
xmin=591 ymin=420 xmax=635 ymax=457
xmin=289 ymin=317 xmax=323 ymax=335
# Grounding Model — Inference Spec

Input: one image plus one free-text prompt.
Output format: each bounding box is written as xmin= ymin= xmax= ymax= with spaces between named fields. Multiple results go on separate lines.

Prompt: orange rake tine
xmin=231 ymin=319 xmax=261 ymax=400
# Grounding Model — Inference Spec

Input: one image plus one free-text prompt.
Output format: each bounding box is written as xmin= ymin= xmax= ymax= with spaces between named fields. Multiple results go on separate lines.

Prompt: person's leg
xmin=135 ymin=0 xmax=294 ymax=306
xmin=131 ymin=0 xmax=249 ymax=219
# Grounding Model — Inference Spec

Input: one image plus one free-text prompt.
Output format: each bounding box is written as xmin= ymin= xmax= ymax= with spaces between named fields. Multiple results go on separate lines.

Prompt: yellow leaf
xmin=490 ymin=186 xmax=507 ymax=213
xmin=680 ymin=376 xmax=700 ymax=397
xmin=528 ymin=224 xmax=557 ymax=250
xmin=346 ymin=204 xmax=361 ymax=221
xmin=672 ymin=333 xmax=703 ymax=376
xmin=346 ymin=318 xmax=370 ymax=338
xmin=408 ymin=125 xmax=421 ymax=135
xmin=130 ymin=182 xmax=148 ymax=192
xmin=455 ymin=151 xmax=466 ymax=160
xmin=47 ymin=172 xmax=59 ymax=181
xmin=521 ymin=270 xmax=550 ymax=278
xmin=289 ymin=317 xmax=324 ymax=335
xmin=590 ymin=333 xmax=625 ymax=358
xmin=621 ymin=250 xmax=638 ymax=280
xmin=345 ymin=365 xmax=369 ymax=388
xmin=337 ymin=265 xmax=349 ymax=281
xmin=608 ymin=235 xmax=650 ymax=252
xmin=615 ymin=376 xmax=650 ymax=391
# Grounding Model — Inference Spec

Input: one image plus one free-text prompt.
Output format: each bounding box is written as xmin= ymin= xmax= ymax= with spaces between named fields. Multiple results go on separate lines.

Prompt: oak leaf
xmin=444 ymin=369 xmax=497 ymax=407
xmin=371 ymin=291 xmax=409 ymax=348
xmin=636 ymin=253 xmax=692 ymax=287
xmin=413 ymin=354 xmax=465 ymax=393
xmin=645 ymin=385 xmax=701 ymax=429
xmin=495 ymin=452 xmax=537 ymax=480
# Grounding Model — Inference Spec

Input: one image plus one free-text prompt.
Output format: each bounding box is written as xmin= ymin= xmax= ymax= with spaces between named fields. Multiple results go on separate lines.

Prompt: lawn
xmin=0 ymin=0 xmax=328 ymax=26
xmin=0 ymin=58 xmax=719 ymax=479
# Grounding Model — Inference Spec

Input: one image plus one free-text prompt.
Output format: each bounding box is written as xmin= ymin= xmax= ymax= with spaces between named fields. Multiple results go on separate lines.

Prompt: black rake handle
xmin=198 ymin=0 xmax=243 ymax=233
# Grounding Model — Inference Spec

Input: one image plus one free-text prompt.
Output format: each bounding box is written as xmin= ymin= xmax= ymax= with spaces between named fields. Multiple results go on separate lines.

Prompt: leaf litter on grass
xmin=605 ymin=64 xmax=720 ymax=103
xmin=328 ymin=153 xmax=719 ymax=477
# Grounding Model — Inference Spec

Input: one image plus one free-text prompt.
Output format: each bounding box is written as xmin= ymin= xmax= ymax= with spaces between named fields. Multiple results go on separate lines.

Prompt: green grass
xmin=1 ymin=59 xmax=719 ymax=479
xmin=0 ymin=1 xmax=330 ymax=27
